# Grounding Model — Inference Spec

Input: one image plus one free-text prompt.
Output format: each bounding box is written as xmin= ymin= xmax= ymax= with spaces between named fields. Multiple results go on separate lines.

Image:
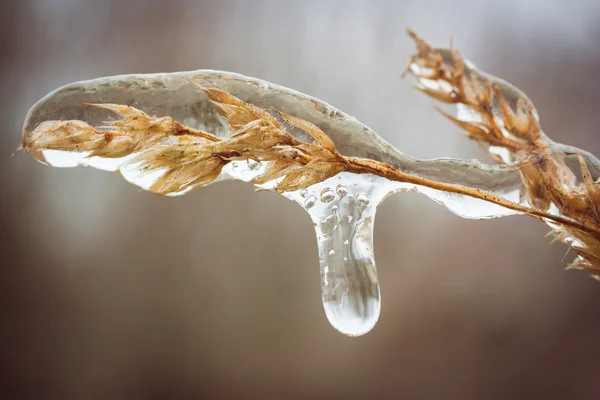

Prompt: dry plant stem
xmin=20 ymin=95 xmax=595 ymax=236
xmin=405 ymin=28 xmax=600 ymax=276
xmin=19 ymin=30 xmax=600 ymax=277
xmin=345 ymin=157 xmax=597 ymax=236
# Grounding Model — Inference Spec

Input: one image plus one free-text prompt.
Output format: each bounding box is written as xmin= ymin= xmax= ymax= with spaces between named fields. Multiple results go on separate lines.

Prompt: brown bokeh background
xmin=2 ymin=0 xmax=600 ymax=398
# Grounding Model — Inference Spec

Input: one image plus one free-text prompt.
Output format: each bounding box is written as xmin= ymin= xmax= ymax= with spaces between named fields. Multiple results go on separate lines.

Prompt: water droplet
xmin=320 ymin=212 xmax=380 ymax=336
xmin=283 ymin=173 xmax=399 ymax=336
xmin=304 ymin=195 xmax=316 ymax=209
xmin=300 ymin=188 xmax=308 ymax=198
xmin=356 ymin=193 xmax=370 ymax=207
xmin=259 ymin=82 xmax=269 ymax=89
xmin=320 ymin=188 xmax=335 ymax=203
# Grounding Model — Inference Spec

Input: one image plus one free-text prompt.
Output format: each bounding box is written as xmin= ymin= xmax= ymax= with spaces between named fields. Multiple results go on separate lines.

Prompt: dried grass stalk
xmin=19 ymin=31 xmax=600 ymax=278
xmin=405 ymin=29 xmax=600 ymax=277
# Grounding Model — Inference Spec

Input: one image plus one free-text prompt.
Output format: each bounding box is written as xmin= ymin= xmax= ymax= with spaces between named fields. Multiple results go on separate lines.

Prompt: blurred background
xmin=2 ymin=0 xmax=600 ymax=398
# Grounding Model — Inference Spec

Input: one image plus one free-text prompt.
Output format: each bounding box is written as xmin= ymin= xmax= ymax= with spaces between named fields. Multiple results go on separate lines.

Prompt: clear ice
xmin=21 ymin=69 xmax=600 ymax=336
xmin=285 ymin=173 xmax=398 ymax=336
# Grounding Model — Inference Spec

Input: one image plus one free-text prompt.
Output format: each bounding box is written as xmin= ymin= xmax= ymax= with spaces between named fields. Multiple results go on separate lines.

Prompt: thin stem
xmin=345 ymin=157 xmax=599 ymax=237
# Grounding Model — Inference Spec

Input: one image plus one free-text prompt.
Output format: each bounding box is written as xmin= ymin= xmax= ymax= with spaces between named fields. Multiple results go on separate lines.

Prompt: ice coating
xmin=421 ymin=50 xmax=600 ymax=179
xmin=23 ymin=70 xmax=531 ymax=190
xmin=20 ymin=69 xmax=600 ymax=335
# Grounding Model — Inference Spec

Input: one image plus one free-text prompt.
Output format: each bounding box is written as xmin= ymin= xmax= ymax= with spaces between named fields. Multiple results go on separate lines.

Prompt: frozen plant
xmin=17 ymin=31 xmax=600 ymax=336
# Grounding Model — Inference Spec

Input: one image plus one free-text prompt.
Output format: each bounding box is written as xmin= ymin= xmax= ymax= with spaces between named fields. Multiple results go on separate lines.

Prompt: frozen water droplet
xmin=300 ymin=188 xmax=308 ymax=198
xmin=283 ymin=173 xmax=398 ymax=336
xmin=319 ymin=210 xmax=380 ymax=336
xmin=304 ymin=195 xmax=316 ymax=209
xmin=356 ymin=193 xmax=370 ymax=207
xmin=320 ymin=188 xmax=335 ymax=203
